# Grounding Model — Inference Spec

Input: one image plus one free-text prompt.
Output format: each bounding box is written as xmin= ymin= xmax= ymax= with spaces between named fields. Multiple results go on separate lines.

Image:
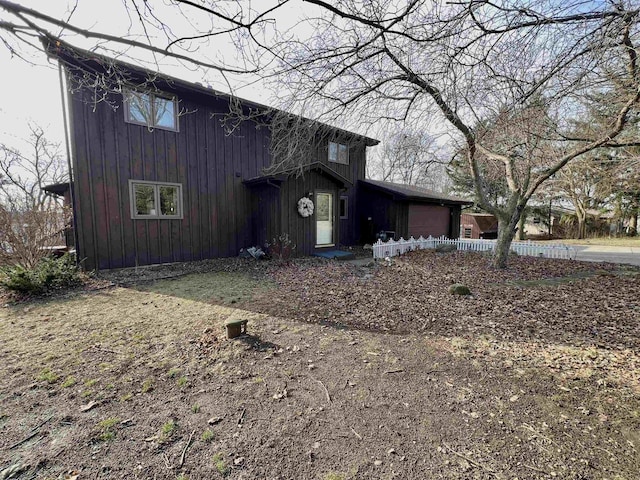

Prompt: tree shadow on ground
xmin=234 ymin=333 xmax=280 ymax=352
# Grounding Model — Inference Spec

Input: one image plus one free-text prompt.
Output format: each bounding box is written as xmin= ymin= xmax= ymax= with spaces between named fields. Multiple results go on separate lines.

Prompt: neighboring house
xmin=525 ymin=205 xmax=578 ymax=238
xmin=44 ymin=39 xmax=468 ymax=270
xmin=460 ymin=213 xmax=499 ymax=239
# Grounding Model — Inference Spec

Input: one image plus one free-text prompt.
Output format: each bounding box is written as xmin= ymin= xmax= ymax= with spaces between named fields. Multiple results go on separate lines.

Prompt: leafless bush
xmin=0 ymin=204 xmax=71 ymax=269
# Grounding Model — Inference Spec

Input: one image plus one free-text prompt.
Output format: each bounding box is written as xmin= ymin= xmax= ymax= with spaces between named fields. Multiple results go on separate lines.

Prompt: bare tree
xmin=0 ymin=124 xmax=69 ymax=267
xmin=367 ymin=128 xmax=448 ymax=191
xmin=550 ymin=158 xmax=608 ymax=239
xmin=0 ymin=203 xmax=70 ymax=268
xmin=265 ymin=1 xmax=640 ymax=267
xmin=3 ymin=1 xmax=640 ymax=267
xmin=0 ymin=123 xmax=67 ymax=211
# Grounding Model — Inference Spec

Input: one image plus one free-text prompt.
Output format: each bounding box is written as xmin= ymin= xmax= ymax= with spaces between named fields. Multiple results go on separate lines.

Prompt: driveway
xmin=572 ymin=245 xmax=640 ymax=266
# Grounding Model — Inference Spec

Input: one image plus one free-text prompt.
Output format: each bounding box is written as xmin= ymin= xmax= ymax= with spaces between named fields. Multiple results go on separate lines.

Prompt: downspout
xmin=58 ymin=61 xmax=80 ymax=267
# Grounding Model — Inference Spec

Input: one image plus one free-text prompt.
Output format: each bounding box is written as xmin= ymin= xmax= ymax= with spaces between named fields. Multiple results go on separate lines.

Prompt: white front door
xmin=315 ymin=192 xmax=334 ymax=246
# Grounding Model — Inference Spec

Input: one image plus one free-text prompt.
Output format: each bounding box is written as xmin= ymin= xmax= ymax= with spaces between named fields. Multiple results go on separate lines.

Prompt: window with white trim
xmin=124 ymin=89 xmax=178 ymax=131
xmin=463 ymin=227 xmax=472 ymax=238
xmin=328 ymin=141 xmax=349 ymax=165
xmin=129 ymin=180 xmax=183 ymax=219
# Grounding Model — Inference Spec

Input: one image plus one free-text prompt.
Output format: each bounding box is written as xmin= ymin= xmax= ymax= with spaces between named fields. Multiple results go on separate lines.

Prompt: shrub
xmin=448 ymin=283 xmax=471 ymax=295
xmin=0 ymin=253 xmax=81 ymax=294
xmin=0 ymin=204 xmax=71 ymax=269
xmin=265 ymin=233 xmax=296 ymax=262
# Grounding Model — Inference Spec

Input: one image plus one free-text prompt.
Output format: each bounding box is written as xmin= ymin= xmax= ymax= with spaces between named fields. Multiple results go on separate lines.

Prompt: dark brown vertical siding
xmin=101 ymin=100 xmax=124 ymax=269
xmin=67 ymin=68 xmax=377 ymax=269
xmin=185 ymin=105 xmax=200 ymax=262
xmin=67 ymin=80 xmax=275 ymax=270
xmin=251 ymin=185 xmax=279 ymax=248
xmin=338 ymin=143 xmax=367 ymax=245
xmin=196 ymin=107 xmax=209 ymax=260
xmin=274 ymin=171 xmax=340 ymax=255
xmin=450 ymin=206 xmax=462 ymax=239
xmin=396 ymin=203 xmax=409 ymax=238
xmin=358 ymin=188 xmax=401 ymax=242
xmin=175 ymin=116 xmax=191 ymax=261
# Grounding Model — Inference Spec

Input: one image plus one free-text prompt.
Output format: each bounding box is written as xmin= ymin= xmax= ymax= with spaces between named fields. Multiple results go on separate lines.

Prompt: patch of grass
xmin=162 ymin=420 xmax=177 ymax=435
xmin=556 ymin=237 xmax=640 ymax=247
xmin=201 ymin=429 xmax=215 ymax=442
xmin=138 ymin=271 xmax=273 ymax=306
xmin=212 ymin=453 xmax=230 ymax=477
xmin=167 ymin=367 xmax=181 ymax=378
xmin=325 ymin=474 xmax=346 ymax=480
xmin=177 ymin=376 xmax=188 ymax=388
xmin=120 ymin=392 xmax=133 ymax=402
xmin=176 ymin=475 xmax=189 ymax=480
xmin=36 ymin=368 xmax=59 ymax=384
xmin=191 ymin=404 xmax=200 ymax=413
xmin=141 ymin=378 xmax=154 ymax=393
xmin=81 ymin=390 xmax=94 ymax=398
xmin=84 ymin=378 xmax=98 ymax=387
xmin=97 ymin=417 xmax=119 ymax=441
xmin=159 ymin=420 xmax=177 ymax=443
xmin=61 ymin=376 xmax=76 ymax=388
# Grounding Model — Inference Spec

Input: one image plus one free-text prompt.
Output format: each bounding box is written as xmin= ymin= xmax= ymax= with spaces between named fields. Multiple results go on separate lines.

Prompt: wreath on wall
xmin=297 ymin=197 xmax=314 ymax=218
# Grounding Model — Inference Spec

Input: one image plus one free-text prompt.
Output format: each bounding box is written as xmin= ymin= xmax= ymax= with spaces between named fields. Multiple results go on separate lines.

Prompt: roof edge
xmin=360 ymin=179 xmax=473 ymax=205
xmin=42 ymin=36 xmax=380 ymax=147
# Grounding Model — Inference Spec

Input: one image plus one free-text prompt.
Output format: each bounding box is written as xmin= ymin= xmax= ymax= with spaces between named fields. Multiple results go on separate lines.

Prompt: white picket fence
xmin=372 ymin=235 xmax=576 ymax=260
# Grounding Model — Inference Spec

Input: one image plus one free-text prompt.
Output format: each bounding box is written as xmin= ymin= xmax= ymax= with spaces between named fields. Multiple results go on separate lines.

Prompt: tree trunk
xmin=493 ymin=209 xmax=521 ymax=268
xmin=629 ymin=209 xmax=638 ymax=236
xmin=517 ymin=210 xmax=527 ymax=241
xmin=576 ymin=211 xmax=586 ymax=239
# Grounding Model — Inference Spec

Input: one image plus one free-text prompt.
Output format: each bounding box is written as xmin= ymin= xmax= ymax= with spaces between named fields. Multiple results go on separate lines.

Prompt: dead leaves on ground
xmin=250 ymin=250 xmax=640 ymax=390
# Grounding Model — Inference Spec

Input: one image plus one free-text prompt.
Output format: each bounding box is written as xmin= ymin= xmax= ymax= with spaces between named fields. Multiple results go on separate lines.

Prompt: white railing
xmin=372 ymin=235 xmax=576 ymax=260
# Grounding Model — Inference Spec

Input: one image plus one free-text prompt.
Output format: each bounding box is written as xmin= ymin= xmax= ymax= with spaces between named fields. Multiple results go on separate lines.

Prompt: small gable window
xmin=339 ymin=196 xmax=348 ymax=219
xmin=130 ymin=180 xmax=183 ymax=219
xmin=328 ymin=141 xmax=349 ymax=165
xmin=124 ymin=89 xmax=178 ymax=131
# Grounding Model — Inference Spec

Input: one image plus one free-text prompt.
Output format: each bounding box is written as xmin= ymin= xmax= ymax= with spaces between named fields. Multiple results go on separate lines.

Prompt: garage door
xmin=408 ymin=204 xmax=450 ymax=238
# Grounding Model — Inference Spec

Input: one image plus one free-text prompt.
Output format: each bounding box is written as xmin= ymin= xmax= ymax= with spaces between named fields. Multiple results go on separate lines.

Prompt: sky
xmin=0 ymin=0 xmax=305 ymax=151
xmin=0 ymin=41 xmax=66 ymax=147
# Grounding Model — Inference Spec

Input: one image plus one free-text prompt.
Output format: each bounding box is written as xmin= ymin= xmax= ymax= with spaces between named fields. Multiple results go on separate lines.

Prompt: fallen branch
xmin=313 ymin=378 xmax=331 ymax=404
xmin=442 ymin=442 xmax=498 ymax=477
xmin=522 ymin=463 xmax=549 ymax=475
xmin=80 ymin=400 xmax=100 ymax=412
xmin=237 ymin=408 xmax=246 ymax=425
xmin=8 ymin=415 xmax=53 ymax=450
xmin=350 ymin=427 xmax=362 ymax=440
xmin=178 ymin=430 xmax=196 ymax=469
xmin=384 ymin=368 xmax=404 ymax=374
xmin=7 ymin=431 xmax=40 ymax=451
xmin=0 ymin=463 xmax=26 ymax=480
xmin=90 ymin=344 xmax=122 ymax=355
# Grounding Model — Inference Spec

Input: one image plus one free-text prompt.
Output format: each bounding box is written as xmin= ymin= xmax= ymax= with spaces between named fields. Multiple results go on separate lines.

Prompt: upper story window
xmin=124 ymin=89 xmax=178 ymax=131
xmin=129 ymin=180 xmax=183 ymax=219
xmin=328 ymin=141 xmax=349 ymax=165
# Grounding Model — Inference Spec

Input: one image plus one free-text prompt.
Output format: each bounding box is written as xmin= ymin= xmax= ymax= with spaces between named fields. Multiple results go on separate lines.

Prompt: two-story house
xmin=44 ymin=39 xmax=470 ymax=270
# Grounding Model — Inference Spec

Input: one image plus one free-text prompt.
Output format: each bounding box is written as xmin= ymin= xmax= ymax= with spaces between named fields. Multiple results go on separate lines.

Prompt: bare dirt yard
xmin=1 ymin=250 xmax=639 ymax=480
